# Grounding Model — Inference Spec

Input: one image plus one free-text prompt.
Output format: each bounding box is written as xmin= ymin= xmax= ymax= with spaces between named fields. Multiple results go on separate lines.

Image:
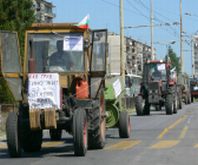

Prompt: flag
xmin=75 ymin=15 xmax=90 ymax=29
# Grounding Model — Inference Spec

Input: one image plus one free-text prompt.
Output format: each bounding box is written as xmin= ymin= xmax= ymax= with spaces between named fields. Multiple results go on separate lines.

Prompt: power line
xmin=98 ymin=0 xmax=149 ymax=20
xmin=126 ymin=0 xmax=150 ymax=20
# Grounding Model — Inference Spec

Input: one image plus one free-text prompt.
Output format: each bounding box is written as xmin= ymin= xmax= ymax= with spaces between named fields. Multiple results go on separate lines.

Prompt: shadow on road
xmin=0 ymin=137 xmax=76 ymax=159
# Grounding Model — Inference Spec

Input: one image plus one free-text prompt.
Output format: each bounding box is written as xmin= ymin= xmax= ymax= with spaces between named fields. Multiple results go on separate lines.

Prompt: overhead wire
xmin=98 ymin=0 xmax=190 ymax=48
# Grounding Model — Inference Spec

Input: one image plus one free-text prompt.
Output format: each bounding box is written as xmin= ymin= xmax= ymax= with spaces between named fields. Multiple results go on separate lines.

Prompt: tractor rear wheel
xmin=50 ymin=129 xmax=62 ymax=141
xmin=73 ymin=109 xmax=87 ymax=156
xmin=165 ymin=95 xmax=173 ymax=115
xmin=88 ymin=91 xmax=106 ymax=149
xmin=118 ymin=111 xmax=131 ymax=138
xmin=135 ymin=96 xmax=144 ymax=116
xmin=6 ymin=112 xmax=22 ymax=157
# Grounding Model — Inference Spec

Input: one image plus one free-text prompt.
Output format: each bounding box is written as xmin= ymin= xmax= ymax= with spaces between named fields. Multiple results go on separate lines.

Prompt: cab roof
xmin=27 ymin=23 xmax=90 ymax=32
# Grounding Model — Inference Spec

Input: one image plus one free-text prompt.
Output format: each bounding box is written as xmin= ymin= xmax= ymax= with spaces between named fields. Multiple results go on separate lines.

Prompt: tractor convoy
xmin=1 ymin=23 xmax=131 ymax=158
xmin=0 ymin=22 xmax=194 ymax=158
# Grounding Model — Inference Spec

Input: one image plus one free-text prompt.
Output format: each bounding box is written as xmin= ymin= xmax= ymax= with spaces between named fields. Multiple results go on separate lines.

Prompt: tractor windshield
xmin=144 ymin=63 xmax=166 ymax=81
xmin=26 ymin=32 xmax=84 ymax=73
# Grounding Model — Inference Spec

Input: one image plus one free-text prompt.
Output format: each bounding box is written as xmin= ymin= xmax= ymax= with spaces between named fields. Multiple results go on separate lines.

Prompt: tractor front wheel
xmin=165 ymin=95 xmax=173 ymax=115
xmin=73 ymin=109 xmax=87 ymax=156
xmin=21 ymin=128 xmax=43 ymax=153
xmin=88 ymin=91 xmax=106 ymax=149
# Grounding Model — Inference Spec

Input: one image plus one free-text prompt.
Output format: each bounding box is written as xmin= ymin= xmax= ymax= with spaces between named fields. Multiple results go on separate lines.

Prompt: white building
xmin=193 ymin=35 xmax=198 ymax=77
xmin=32 ymin=0 xmax=55 ymax=23
xmin=107 ymin=33 xmax=152 ymax=76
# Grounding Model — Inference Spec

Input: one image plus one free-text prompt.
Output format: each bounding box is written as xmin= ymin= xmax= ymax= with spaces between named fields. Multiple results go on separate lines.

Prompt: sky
xmin=49 ymin=0 xmax=198 ymax=75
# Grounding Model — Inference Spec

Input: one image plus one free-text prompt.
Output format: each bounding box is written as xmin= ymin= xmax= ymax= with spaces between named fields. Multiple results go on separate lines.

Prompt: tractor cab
xmin=24 ymin=24 xmax=107 ymax=100
xmin=143 ymin=60 xmax=167 ymax=83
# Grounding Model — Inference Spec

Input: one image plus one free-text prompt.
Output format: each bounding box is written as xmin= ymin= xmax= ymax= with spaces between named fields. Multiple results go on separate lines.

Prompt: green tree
xmin=0 ymin=0 xmax=35 ymax=56
xmin=0 ymin=0 xmax=35 ymax=103
xmin=167 ymin=46 xmax=181 ymax=74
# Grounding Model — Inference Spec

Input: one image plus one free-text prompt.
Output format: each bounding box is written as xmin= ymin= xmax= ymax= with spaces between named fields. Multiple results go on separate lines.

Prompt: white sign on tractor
xmin=28 ymin=73 xmax=60 ymax=109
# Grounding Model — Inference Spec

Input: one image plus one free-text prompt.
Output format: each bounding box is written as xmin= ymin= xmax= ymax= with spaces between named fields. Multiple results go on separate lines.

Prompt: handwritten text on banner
xmin=28 ymin=73 xmax=60 ymax=109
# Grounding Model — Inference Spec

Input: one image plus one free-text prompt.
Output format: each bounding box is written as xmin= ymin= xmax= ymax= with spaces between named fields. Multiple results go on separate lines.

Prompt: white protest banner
xmin=63 ymin=35 xmax=83 ymax=51
xmin=113 ymin=79 xmax=122 ymax=98
xmin=157 ymin=64 xmax=165 ymax=71
xmin=28 ymin=73 xmax=60 ymax=109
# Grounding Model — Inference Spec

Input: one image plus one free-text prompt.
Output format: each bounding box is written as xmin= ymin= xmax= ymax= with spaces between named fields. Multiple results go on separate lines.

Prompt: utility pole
xmin=120 ymin=0 xmax=125 ymax=83
xmin=150 ymin=0 xmax=154 ymax=59
xmin=192 ymin=36 xmax=195 ymax=76
xmin=180 ymin=0 xmax=184 ymax=72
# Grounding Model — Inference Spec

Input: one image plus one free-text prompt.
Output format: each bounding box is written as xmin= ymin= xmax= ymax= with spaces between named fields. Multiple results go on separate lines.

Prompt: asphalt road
xmin=0 ymin=102 xmax=198 ymax=165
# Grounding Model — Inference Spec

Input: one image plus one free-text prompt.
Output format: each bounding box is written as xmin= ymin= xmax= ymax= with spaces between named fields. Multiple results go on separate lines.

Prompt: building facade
xmin=192 ymin=35 xmax=198 ymax=77
xmin=107 ymin=33 xmax=152 ymax=76
xmin=32 ymin=0 xmax=55 ymax=23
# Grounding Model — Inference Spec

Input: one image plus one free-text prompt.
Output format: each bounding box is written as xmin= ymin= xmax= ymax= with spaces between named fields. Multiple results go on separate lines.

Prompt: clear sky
xmin=49 ymin=0 xmax=198 ymax=75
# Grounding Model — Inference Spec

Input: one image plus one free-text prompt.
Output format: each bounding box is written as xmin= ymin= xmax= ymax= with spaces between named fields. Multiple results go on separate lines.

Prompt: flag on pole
xmin=75 ymin=15 xmax=90 ymax=29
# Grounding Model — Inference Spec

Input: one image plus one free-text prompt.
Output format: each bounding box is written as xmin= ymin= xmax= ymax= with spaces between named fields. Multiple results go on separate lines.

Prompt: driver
xmin=152 ymin=67 xmax=162 ymax=80
xmin=49 ymin=40 xmax=72 ymax=70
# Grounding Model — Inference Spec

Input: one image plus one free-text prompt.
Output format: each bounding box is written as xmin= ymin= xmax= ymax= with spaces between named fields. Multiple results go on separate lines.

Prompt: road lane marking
xmin=0 ymin=141 xmax=65 ymax=150
xmin=157 ymin=115 xmax=187 ymax=140
xmin=42 ymin=141 xmax=65 ymax=148
xmin=178 ymin=126 xmax=188 ymax=139
xmin=150 ymin=140 xmax=179 ymax=149
xmin=105 ymin=140 xmax=141 ymax=150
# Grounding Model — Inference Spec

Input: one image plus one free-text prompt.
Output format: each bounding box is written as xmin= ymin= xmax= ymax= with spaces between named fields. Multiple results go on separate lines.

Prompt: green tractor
xmin=105 ymin=75 xmax=131 ymax=138
xmin=177 ymin=72 xmax=191 ymax=104
xmin=1 ymin=23 xmax=108 ymax=157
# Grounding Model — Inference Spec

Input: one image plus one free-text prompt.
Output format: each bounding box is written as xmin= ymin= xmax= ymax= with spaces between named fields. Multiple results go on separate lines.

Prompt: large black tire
xmin=173 ymin=96 xmax=178 ymax=114
xmin=88 ymin=92 xmax=106 ymax=149
xmin=118 ymin=111 xmax=131 ymax=138
xmin=21 ymin=128 xmax=43 ymax=152
xmin=135 ymin=96 xmax=144 ymax=116
xmin=165 ymin=95 xmax=173 ymax=115
xmin=73 ymin=109 xmax=87 ymax=156
xmin=49 ymin=129 xmax=62 ymax=141
xmin=6 ymin=112 xmax=22 ymax=157
xmin=18 ymin=104 xmax=42 ymax=153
